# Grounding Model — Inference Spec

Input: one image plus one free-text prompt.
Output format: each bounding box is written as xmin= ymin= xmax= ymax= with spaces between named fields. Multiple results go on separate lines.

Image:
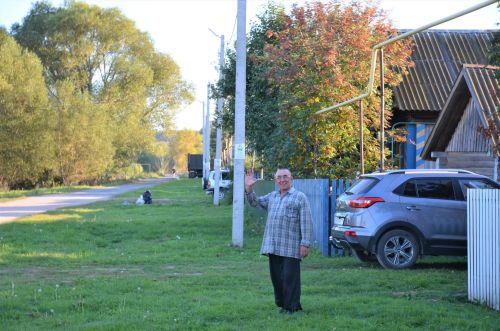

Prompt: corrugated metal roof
xmin=421 ymin=65 xmax=500 ymax=159
xmin=463 ymin=65 xmax=500 ymax=153
xmin=393 ymin=30 xmax=495 ymax=111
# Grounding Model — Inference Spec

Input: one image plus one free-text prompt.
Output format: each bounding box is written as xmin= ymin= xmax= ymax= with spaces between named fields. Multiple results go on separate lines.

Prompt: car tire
xmin=376 ymin=230 xmax=419 ymax=269
xmin=353 ymin=249 xmax=377 ymax=263
xmin=218 ymin=191 xmax=225 ymax=200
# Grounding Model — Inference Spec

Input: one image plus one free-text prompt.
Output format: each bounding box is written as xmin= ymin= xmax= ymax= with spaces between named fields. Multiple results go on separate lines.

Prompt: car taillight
xmin=348 ymin=197 xmax=384 ymax=208
xmin=207 ymin=181 xmax=211 ymax=188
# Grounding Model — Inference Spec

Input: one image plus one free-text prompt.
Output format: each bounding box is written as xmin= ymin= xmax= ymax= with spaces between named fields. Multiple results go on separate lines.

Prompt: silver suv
xmin=331 ymin=169 xmax=500 ymax=269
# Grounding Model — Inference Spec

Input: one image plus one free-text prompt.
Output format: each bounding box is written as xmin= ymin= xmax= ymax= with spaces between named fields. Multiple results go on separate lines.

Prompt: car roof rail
xmin=386 ymin=169 xmax=476 ymax=175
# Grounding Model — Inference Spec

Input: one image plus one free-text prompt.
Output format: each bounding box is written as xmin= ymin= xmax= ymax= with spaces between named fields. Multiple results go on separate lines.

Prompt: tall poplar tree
xmin=11 ymin=1 xmax=194 ymax=175
xmin=0 ymin=30 xmax=54 ymax=187
xmin=51 ymin=80 xmax=114 ymax=184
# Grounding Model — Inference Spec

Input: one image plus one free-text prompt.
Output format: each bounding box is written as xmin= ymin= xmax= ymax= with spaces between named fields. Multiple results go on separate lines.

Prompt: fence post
xmin=468 ymin=189 xmax=500 ymax=311
xmin=328 ymin=178 xmax=332 ymax=257
xmin=330 ymin=180 xmax=337 ymax=256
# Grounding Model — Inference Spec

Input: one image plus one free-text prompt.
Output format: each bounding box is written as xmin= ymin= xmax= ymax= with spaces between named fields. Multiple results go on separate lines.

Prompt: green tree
xmin=221 ymin=0 xmax=412 ymax=178
xmin=51 ymin=80 xmax=114 ymax=184
xmin=11 ymin=1 xmax=194 ymax=174
xmin=138 ymin=140 xmax=172 ymax=174
xmin=168 ymin=130 xmax=203 ymax=173
xmin=220 ymin=3 xmax=285 ymax=171
xmin=0 ymin=30 xmax=54 ymax=187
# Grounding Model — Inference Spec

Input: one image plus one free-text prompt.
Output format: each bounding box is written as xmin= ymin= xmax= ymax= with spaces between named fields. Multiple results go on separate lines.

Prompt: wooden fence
xmin=467 ymin=189 xmax=500 ymax=311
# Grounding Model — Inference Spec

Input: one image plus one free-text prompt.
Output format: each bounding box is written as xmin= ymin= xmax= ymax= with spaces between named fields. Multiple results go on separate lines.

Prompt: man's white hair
xmin=274 ymin=168 xmax=292 ymax=178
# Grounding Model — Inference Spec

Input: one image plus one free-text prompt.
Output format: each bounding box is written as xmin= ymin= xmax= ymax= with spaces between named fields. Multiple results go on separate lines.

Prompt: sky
xmin=0 ymin=0 xmax=498 ymax=131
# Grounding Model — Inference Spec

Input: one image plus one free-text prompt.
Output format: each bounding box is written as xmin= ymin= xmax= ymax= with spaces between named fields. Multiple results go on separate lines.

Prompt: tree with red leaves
xmin=221 ymin=0 xmax=413 ymax=178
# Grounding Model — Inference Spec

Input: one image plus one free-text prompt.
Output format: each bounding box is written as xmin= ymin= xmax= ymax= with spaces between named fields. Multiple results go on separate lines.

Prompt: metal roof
xmin=463 ymin=65 xmax=500 ymax=154
xmin=393 ymin=30 xmax=495 ymax=112
xmin=421 ymin=65 xmax=500 ymax=159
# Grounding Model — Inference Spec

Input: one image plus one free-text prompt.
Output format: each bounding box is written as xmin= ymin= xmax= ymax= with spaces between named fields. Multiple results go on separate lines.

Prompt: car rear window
xmin=418 ymin=179 xmax=454 ymax=199
xmin=402 ymin=180 xmax=417 ymax=196
xmin=345 ymin=177 xmax=379 ymax=195
xmin=398 ymin=178 xmax=455 ymax=200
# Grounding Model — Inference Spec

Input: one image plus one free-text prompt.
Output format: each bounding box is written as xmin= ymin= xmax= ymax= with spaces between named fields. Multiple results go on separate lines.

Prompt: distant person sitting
xmin=143 ymin=190 xmax=152 ymax=204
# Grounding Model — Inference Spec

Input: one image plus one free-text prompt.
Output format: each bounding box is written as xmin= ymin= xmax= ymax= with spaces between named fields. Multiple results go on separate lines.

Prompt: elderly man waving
xmin=245 ymin=168 xmax=313 ymax=315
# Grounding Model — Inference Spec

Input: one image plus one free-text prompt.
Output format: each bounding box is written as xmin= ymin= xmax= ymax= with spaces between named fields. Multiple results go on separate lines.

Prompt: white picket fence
xmin=467 ymin=189 xmax=500 ymax=311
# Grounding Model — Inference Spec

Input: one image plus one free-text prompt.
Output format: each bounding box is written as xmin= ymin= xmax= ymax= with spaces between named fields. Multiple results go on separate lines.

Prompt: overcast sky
xmin=1 ymin=0 xmax=498 ymax=130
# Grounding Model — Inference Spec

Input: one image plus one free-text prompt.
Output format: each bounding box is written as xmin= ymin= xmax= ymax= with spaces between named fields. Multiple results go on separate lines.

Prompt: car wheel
xmin=376 ymin=230 xmax=419 ymax=269
xmin=353 ymin=249 xmax=377 ymax=263
xmin=218 ymin=191 xmax=225 ymax=200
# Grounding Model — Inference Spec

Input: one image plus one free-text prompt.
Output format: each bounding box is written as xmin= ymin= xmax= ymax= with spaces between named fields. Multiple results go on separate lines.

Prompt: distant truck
xmin=187 ymin=154 xmax=203 ymax=178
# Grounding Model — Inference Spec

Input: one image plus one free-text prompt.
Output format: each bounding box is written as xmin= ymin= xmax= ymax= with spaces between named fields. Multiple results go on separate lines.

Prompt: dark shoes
xmin=286 ymin=308 xmax=303 ymax=315
xmin=277 ymin=307 xmax=303 ymax=315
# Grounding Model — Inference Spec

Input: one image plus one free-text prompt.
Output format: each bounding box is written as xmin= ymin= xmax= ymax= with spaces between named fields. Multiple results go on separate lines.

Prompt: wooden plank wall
xmin=447 ymin=99 xmax=491 ymax=153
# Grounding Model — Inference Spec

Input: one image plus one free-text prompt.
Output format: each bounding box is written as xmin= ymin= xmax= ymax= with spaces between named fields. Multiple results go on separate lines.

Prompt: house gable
xmin=421 ymin=65 xmax=499 ymax=180
xmin=446 ymin=98 xmax=491 ymax=153
xmin=422 ymin=65 xmax=499 ymax=160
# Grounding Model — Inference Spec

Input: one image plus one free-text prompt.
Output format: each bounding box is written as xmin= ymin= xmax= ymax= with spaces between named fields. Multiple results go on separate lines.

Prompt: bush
xmin=114 ymin=163 xmax=144 ymax=180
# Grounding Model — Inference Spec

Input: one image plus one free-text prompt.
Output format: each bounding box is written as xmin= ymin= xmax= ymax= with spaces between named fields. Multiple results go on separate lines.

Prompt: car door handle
xmin=406 ymin=206 xmax=420 ymax=211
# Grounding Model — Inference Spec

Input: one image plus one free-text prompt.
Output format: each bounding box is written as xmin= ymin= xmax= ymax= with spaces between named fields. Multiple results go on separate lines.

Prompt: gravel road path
xmin=0 ymin=176 xmax=174 ymax=224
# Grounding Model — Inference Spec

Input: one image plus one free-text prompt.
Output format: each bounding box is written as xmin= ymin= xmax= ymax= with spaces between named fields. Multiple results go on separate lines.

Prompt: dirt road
xmin=0 ymin=176 xmax=175 ymax=224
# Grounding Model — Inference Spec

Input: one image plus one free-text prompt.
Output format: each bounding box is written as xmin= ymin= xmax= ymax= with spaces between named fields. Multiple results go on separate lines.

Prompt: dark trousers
xmin=268 ymin=254 xmax=302 ymax=312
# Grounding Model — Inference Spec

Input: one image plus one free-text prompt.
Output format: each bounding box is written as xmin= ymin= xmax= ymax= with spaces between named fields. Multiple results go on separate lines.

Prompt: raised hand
xmin=245 ymin=171 xmax=257 ymax=193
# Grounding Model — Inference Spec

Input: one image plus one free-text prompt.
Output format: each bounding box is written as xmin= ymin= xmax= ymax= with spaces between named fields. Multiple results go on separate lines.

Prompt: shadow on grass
xmin=320 ymin=256 xmax=468 ymax=271
xmin=412 ymin=261 xmax=467 ymax=271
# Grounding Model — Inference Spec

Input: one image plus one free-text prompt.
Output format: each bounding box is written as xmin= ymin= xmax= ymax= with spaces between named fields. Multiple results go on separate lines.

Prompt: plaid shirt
xmin=246 ymin=187 xmax=313 ymax=259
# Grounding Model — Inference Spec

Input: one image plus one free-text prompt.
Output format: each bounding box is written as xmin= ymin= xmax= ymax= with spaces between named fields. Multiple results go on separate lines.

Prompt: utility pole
xmin=213 ymin=33 xmax=225 ymax=206
xmin=232 ymin=0 xmax=246 ymax=247
xmin=207 ymin=86 xmax=212 ymax=169
xmin=359 ymin=100 xmax=364 ymax=175
xmin=379 ymin=49 xmax=385 ymax=172
xmin=201 ymin=101 xmax=207 ymax=187
xmin=204 ymin=84 xmax=211 ymax=185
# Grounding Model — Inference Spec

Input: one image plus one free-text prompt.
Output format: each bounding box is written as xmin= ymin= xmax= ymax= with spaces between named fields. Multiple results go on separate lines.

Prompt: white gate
xmin=467 ymin=189 xmax=500 ymax=310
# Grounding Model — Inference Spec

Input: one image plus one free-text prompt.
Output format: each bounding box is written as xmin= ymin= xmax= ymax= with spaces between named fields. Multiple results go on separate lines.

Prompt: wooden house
xmin=420 ymin=65 xmax=499 ymax=181
xmin=390 ymin=30 xmax=496 ymax=172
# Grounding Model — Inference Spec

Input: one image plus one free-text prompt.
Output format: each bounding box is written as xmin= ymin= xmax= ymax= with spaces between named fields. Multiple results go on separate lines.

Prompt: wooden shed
xmin=421 ymin=65 xmax=499 ymax=181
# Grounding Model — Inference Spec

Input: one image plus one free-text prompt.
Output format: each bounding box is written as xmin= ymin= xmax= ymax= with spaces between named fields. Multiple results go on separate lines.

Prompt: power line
xmin=228 ymin=14 xmax=237 ymax=46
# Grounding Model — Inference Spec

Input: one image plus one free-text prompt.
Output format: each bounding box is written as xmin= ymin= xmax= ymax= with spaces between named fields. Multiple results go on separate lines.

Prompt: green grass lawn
xmin=0 ymin=179 xmax=498 ymax=330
